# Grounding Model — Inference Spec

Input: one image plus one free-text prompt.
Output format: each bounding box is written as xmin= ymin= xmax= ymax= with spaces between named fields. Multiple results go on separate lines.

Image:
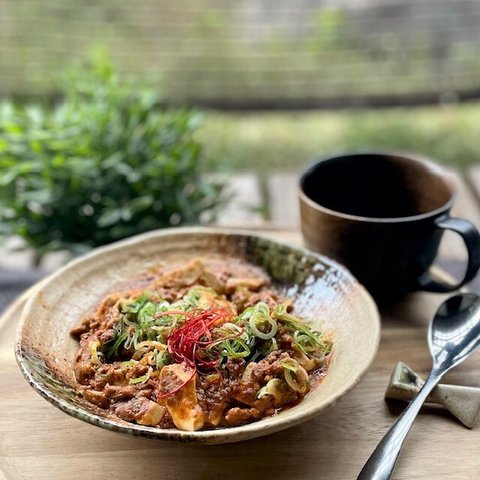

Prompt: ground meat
xmin=251 ymin=351 xmax=291 ymax=383
xmin=125 ymin=363 xmax=149 ymax=381
xmin=244 ymin=289 xmax=282 ymax=310
xmin=196 ymin=376 xmax=232 ymax=427
xmin=225 ymin=358 xmax=246 ymax=379
xmin=232 ymin=352 xmax=300 ymax=409
xmin=104 ymin=384 xmax=137 ymax=401
xmin=74 ymin=335 xmax=98 ymax=384
xmin=154 ymin=287 xmax=185 ymax=303
xmin=70 ymin=322 xmax=91 ymax=337
xmin=70 ymin=257 xmax=330 ymax=431
xmin=225 ymin=277 xmax=266 ymax=294
xmin=158 ymin=412 xmax=175 ymax=429
xmin=81 ymin=388 xmax=109 ymax=408
xmin=99 ymin=328 xmax=117 ymax=344
xmin=91 ymin=364 xmax=127 ymax=389
xmin=224 ymin=406 xmax=262 ymax=426
xmin=230 ymin=287 xmax=252 ymax=311
xmin=277 ymin=328 xmax=294 ymax=350
xmin=151 ymin=259 xmax=204 ymax=289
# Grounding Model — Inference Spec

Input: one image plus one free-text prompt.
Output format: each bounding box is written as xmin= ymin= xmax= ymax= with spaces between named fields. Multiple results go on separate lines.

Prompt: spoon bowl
xmin=429 ymin=293 xmax=480 ymax=371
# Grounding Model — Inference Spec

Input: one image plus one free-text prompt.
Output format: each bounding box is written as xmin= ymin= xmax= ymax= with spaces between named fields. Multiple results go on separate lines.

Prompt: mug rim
xmin=298 ymin=150 xmax=457 ymax=224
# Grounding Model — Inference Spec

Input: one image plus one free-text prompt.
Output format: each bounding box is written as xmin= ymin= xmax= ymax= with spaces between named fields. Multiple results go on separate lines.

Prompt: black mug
xmin=299 ymin=152 xmax=480 ymax=301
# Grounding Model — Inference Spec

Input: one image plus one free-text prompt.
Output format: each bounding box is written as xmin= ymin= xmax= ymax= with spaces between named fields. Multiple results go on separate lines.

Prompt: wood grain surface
xmin=1 ymin=230 xmax=480 ymax=480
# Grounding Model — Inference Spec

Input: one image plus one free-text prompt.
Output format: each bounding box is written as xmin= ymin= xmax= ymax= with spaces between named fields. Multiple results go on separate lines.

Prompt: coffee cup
xmin=299 ymin=152 xmax=480 ymax=300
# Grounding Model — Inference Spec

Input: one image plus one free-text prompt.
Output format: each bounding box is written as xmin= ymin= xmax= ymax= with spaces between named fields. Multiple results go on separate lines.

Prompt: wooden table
xmin=1 ymin=227 xmax=480 ymax=480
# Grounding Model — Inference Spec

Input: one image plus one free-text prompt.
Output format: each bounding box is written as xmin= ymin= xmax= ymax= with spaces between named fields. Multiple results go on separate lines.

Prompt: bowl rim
xmin=15 ymin=226 xmax=380 ymax=444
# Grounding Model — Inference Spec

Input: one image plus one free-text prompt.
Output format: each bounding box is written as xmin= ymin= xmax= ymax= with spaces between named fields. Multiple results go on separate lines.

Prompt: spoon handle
xmin=357 ymin=371 xmax=442 ymax=480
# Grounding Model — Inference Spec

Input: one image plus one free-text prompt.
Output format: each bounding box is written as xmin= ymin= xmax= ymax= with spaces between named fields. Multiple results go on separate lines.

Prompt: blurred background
xmin=2 ymin=0 xmax=480 ymax=306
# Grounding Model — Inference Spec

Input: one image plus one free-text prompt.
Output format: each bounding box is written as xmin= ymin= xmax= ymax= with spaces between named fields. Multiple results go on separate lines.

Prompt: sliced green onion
xmin=155 ymin=350 xmax=171 ymax=369
xmin=121 ymin=292 xmax=153 ymax=314
xmin=205 ymin=372 xmax=221 ymax=382
xmin=274 ymin=306 xmax=326 ymax=356
xmin=239 ymin=305 xmax=254 ymax=321
xmin=281 ymin=358 xmax=309 ymax=393
xmin=120 ymin=360 xmax=137 ymax=368
xmin=106 ymin=331 xmax=128 ymax=358
xmin=248 ymin=302 xmax=277 ymax=340
xmin=259 ymin=337 xmax=278 ymax=357
xmin=124 ymin=330 xmax=140 ymax=350
xmin=129 ymin=374 xmax=150 ymax=385
xmin=137 ymin=302 xmax=156 ymax=326
xmin=274 ymin=303 xmax=288 ymax=316
xmin=217 ymin=337 xmax=251 ymax=358
xmin=96 ymin=289 xmax=327 ymax=393
xmin=293 ymin=330 xmax=321 ymax=355
xmin=281 ymin=358 xmax=300 ymax=372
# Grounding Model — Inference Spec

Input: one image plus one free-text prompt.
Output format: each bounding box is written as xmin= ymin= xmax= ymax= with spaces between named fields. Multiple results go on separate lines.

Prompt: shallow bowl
xmin=15 ymin=227 xmax=380 ymax=444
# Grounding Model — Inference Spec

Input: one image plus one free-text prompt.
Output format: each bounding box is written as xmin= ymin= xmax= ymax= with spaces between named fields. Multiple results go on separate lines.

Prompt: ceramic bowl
xmin=15 ymin=227 xmax=380 ymax=444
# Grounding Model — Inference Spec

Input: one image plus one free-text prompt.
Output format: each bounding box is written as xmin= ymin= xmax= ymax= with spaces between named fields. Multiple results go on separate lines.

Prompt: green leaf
xmin=128 ymin=195 xmax=154 ymax=212
xmin=97 ymin=208 xmax=123 ymax=228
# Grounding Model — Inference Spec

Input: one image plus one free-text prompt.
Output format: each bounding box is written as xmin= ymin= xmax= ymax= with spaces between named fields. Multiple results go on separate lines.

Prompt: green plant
xmin=0 ymin=57 xmax=226 ymax=263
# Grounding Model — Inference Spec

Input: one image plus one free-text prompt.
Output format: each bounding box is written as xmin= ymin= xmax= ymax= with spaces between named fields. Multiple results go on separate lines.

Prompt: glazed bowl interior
xmin=15 ymin=228 xmax=380 ymax=444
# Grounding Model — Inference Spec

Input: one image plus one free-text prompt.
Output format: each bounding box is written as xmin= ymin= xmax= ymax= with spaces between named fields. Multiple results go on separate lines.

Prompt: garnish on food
xmin=71 ymin=258 xmax=333 ymax=431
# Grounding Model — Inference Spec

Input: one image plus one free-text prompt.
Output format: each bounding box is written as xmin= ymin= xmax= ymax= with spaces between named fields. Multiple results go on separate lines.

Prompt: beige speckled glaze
xmin=15 ymin=227 xmax=380 ymax=444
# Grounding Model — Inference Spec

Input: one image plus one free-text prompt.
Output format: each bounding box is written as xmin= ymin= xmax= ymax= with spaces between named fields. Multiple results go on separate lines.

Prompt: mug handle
xmin=417 ymin=217 xmax=480 ymax=293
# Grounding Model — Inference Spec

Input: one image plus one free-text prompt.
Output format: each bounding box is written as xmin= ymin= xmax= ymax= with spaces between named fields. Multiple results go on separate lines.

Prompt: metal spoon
xmin=357 ymin=293 xmax=480 ymax=480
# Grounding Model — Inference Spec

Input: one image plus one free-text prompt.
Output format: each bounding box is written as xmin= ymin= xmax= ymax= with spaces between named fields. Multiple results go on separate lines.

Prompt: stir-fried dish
xmin=71 ymin=258 xmax=333 ymax=431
